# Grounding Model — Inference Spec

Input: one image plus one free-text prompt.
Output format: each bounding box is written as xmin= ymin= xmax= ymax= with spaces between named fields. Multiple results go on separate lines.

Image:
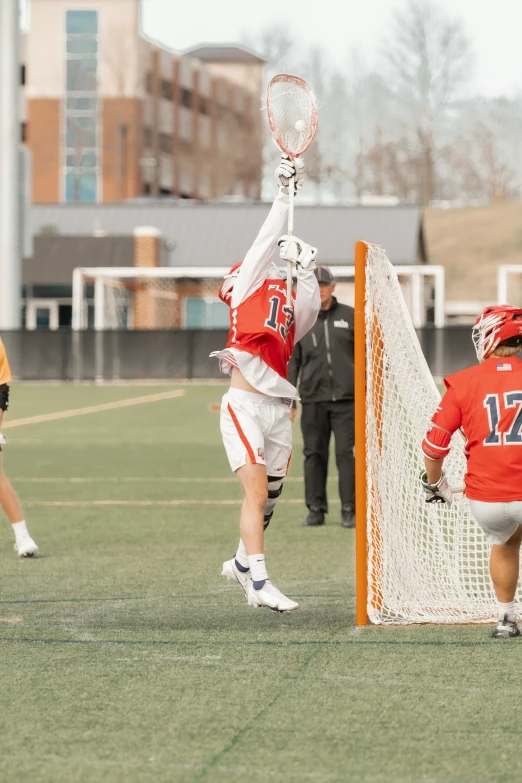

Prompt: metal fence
xmin=2 ymin=327 xmax=476 ymax=382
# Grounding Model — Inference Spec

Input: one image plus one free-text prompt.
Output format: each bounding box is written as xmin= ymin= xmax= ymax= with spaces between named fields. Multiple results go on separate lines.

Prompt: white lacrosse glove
xmin=278 ymin=235 xmax=317 ymax=270
xmin=275 ymin=154 xmax=305 ymax=193
xmin=420 ymin=469 xmax=452 ymax=505
xmin=0 ymin=433 xmax=6 ymax=446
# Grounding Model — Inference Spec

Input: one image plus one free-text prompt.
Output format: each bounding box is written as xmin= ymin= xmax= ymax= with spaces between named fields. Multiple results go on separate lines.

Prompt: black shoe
xmin=341 ymin=506 xmax=356 ymax=529
xmin=302 ymin=508 xmax=325 ymax=527
xmin=492 ymin=614 xmax=521 ymax=639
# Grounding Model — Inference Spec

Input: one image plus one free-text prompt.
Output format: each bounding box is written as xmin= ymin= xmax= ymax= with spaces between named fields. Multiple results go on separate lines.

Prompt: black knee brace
xmin=0 ymin=384 xmax=9 ymax=412
xmin=264 ymin=475 xmax=284 ymax=530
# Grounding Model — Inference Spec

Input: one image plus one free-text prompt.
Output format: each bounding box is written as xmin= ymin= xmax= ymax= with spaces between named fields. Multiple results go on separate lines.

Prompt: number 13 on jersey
xmin=265 ymin=295 xmax=295 ymax=341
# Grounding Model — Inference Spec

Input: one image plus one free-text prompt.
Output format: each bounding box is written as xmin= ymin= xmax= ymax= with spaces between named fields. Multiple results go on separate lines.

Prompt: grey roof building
xmin=184 ymin=44 xmax=267 ymax=64
xmin=22 ymin=200 xmax=426 ymax=330
xmin=29 ymin=201 xmax=427 ymax=275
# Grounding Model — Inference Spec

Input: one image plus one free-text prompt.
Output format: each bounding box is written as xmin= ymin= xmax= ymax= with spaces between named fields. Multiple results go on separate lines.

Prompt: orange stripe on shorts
xmin=227 ymin=403 xmax=256 ymax=464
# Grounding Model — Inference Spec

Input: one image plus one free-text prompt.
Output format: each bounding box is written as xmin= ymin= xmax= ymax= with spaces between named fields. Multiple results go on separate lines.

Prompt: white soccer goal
xmin=72 ymin=265 xmax=446 ymax=332
xmin=497 ymin=265 xmax=522 ymax=307
xmin=72 ymin=267 xmax=231 ymax=331
xmin=355 ymin=242 xmax=518 ymax=625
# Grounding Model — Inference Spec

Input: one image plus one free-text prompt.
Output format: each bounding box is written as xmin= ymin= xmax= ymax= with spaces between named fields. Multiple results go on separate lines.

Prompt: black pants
xmin=301 ymin=400 xmax=355 ymax=513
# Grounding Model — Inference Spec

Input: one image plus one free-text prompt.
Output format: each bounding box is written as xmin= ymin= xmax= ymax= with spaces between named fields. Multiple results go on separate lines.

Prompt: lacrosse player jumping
xmin=211 ymin=155 xmax=320 ymax=612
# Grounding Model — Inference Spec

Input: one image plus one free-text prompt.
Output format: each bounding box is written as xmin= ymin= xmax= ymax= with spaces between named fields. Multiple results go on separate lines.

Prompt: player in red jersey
xmin=212 ymin=155 xmax=320 ymax=612
xmin=421 ymin=305 xmax=522 ymax=637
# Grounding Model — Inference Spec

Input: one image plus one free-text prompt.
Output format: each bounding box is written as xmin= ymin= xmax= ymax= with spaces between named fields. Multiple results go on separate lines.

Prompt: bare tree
xmin=383 ymin=0 xmax=472 ymax=204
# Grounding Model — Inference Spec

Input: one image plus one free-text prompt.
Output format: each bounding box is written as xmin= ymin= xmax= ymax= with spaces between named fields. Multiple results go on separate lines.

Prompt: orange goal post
xmin=354 ymin=241 xmax=519 ymax=626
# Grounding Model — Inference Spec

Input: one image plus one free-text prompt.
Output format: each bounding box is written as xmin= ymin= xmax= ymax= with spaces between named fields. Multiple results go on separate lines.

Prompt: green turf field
xmin=1 ymin=383 xmax=521 ymax=783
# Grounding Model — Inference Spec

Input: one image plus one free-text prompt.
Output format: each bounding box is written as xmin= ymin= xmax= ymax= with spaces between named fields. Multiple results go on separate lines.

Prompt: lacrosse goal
xmin=354 ymin=241 xmax=518 ymax=625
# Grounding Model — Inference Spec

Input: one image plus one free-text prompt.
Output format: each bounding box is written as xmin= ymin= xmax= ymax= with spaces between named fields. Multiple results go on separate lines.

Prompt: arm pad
xmin=0 ymin=384 xmax=9 ymax=412
xmin=422 ymin=425 xmax=451 ymax=461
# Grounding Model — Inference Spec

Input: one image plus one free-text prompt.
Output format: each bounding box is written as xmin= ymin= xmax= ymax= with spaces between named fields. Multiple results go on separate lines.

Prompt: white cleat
xmin=221 ymin=558 xmax=251 ymax=597
xmin=247 ymin=581 xmax=299 ymax=613
xmin=15 ymin=537 xmax=39 ymax=558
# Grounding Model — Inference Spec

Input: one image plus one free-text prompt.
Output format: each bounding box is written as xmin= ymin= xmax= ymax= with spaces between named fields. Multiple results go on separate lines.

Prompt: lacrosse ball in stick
xmin=294 ymin=120 xmax=305 ymax=132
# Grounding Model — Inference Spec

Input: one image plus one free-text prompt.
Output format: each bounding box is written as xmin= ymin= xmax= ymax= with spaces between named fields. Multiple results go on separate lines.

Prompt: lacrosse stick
xmin=266 ymin=74 xmax=319 ymax=306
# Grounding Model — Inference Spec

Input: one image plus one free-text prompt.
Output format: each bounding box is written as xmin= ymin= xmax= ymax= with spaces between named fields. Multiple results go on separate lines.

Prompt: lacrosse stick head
xmin=266 ymin=74 xmax=318 ymax=159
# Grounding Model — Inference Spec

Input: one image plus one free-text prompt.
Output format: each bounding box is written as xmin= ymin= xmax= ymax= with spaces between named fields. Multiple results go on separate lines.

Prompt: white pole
xmin=94 ymin=277 xmax=105 ymax=331
xmin=72 ymin=268 xmax=85 ymax=331
xmin=434 ymin=267 xmax=445 ymax=329
xmin=411 ymin=272 xmax=422 ymax=329
xmin=94 ymin=277 xmax=105 ymax=384
xmin=0 ymin=0 xmax=21 ymax=328
xmin=497 ymin=266 xmax=509 ymax=305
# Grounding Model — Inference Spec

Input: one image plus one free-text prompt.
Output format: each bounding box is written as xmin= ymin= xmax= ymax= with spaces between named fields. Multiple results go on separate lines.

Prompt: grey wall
xmin=2 ymin=327 xmax=475 ymax=382
xmin=23 ymin=236 xmax=135 ymax=285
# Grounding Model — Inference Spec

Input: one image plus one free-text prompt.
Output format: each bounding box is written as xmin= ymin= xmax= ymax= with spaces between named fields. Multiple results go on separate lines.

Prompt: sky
xmin=140 ymin=0 xmax=522 ymax=98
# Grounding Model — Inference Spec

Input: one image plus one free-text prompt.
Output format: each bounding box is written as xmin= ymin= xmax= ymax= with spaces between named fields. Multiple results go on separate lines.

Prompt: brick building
xmin=24 ymin=0 xmax=265 ymax=204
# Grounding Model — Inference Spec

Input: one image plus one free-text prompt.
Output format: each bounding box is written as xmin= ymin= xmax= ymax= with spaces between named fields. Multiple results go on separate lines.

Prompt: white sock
xmin=12 ymin=520 xmax=29 ymax=545
xmin=248 ymin=554 xmax=269 ymax=587
xmin=497 ymin=601 xmax=516 ymax=622
xmin=235 ymin=539 xmax=249 ymax=570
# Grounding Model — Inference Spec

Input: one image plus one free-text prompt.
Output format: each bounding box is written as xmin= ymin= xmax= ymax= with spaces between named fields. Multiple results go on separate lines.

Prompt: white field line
xmin=22 ymin=499 xmax=343 ymax=508
xmin=112 ymin=650 xmax=509 ymax=696
xmin=10 ymin=476 xmax=326 ymax=484
xmin=2 ymin=390 xmax=185 ymax=429
xmin=0 ymin=755 xmax=337 ymax=782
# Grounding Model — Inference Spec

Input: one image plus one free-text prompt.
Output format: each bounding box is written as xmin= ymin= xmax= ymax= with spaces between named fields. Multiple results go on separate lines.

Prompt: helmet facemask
xmin=472 ymin=306 xmax=522 ymax=362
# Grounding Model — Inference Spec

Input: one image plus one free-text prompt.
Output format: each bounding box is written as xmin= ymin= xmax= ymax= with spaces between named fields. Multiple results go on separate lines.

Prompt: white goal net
xmin=363 ymin=243 xmax=520 ymax=624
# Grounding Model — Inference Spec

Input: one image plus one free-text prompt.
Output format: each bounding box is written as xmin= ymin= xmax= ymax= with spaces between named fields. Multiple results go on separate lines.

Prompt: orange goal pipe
xmin=354 ymin=241 xmax=368 ymax=626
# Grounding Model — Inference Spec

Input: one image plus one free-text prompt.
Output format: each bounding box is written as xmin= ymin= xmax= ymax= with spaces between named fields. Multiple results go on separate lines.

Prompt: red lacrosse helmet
xmin=219 ymin=262 xmax=242 ymax=306
xmin=472 ymin=305 xmax=522 ymax=361
xmin=218 ymin=261 xmax=285 ymax=306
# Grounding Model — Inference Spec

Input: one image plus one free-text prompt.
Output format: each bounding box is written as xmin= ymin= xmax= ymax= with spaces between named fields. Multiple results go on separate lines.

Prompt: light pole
xmin=0 ymin=0 xmax=21 ymax=328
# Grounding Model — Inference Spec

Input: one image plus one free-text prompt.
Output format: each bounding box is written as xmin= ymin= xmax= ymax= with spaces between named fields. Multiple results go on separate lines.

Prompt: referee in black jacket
xmin=288 ymin=266 xmax=355 ymax=528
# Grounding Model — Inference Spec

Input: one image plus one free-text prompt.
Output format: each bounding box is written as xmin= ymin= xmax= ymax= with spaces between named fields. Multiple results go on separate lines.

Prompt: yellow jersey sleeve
xmin=0 ymin=338 xmax=13 ymax=385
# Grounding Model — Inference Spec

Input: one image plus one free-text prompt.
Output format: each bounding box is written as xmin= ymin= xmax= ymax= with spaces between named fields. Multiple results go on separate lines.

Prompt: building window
xmin=66 ymin=38 xmax=98 ymax=55
xmin=65 ymin=172 xmax=97 ymax=203
xmin=159 ymin=133 xmax=172 ymax=154
xmin=160 ymin=79 xmax=173 ymax=101
xmin=66 ymin=60 xmax=97 ymax=94
xmin=64 ymin=10 xmax=99 ymax=203
xmin=181 ymin=88 xmax=192 ymax=109
xmin=199 ymin=96 xmax=210 ymax=116
xmin=184 ymin=298 xmax=229 ymax=329
xmin=66 ymin=10 xmax=98 ymax=35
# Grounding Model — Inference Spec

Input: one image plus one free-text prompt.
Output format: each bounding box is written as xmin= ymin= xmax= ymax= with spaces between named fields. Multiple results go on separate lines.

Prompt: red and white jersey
xmin=211 ymin=190 xmax=319 ymax=398
xmin=227 ymin=279 xmax=295 ymax=379
xmin=423 ymin=356 xmax=522 ymax=502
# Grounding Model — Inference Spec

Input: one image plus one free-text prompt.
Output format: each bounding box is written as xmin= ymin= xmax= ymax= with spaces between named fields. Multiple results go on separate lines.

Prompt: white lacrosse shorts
xmin=469 ymin=499 xmax=522 ymax=545
xmin=220 ymin=388 xmax=292 ymax=476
